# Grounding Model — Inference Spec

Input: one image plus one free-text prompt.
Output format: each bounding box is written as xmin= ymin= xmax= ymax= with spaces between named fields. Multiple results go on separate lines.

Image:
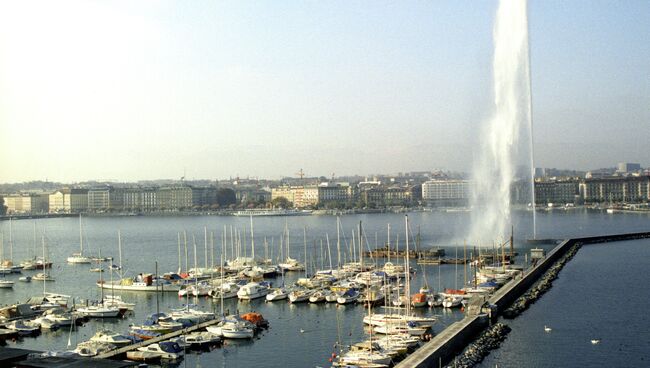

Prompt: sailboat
xmin=0 ymin=219 xmax=21 ymax=273
xmin=33 ymin=236 xmax=55 ymax=281
xmin=67 ymin=215 xmax=92 ymax=264
xmin=77 ymin=246 xmax=121 ymax=318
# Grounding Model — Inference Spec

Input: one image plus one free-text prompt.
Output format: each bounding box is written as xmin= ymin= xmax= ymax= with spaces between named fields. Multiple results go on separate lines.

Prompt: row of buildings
xmin=270 ymin=182 xmax=421 ymax=208
xmin=3 ymin=185 xmax=237 ymax=214
xmin=3 ymin=175 xmax=649 ymax=214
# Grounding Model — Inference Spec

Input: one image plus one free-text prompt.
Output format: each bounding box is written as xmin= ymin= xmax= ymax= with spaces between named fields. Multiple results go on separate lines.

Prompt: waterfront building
xmin=534 ymin=180 xmax=580 ymax=205
xmin=271 ymin=185 xmax=319 ymax=208
xmin=88 ymin=186 xmax=125 ymax=212
xmin=48 ymin=188 xmax=88 ymax=213
xmin=317 ymin=182 xmax=351 ymax=203
xmin=3 ymin=193 xmax=49 ymax=214
xmin=122 ymin=187 xmax=157 ymax=212
xmin=157 ymin=185 xmax=193 ymax=210
xmin=579 ymin=176 xmax=650 ymax=203
xmin=422 ymin=179 xmax=470 ymax=207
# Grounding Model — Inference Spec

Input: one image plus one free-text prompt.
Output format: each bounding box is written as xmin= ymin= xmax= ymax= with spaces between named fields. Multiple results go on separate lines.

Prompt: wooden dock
xmin=95 ymin=318 xmax=222 ymax=359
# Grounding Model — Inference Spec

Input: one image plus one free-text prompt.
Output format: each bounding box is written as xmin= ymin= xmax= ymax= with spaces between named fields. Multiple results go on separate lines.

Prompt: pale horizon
xmin=1 ymin=1 xmax=648 ymax=183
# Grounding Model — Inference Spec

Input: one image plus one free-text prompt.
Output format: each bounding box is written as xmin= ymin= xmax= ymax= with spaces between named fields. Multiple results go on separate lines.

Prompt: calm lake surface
xmin=0 ymin=209 xmax=648 ymax=367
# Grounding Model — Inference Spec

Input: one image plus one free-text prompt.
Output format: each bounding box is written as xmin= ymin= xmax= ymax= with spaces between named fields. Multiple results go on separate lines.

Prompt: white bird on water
xmin=544 ymin=325 xmax=552 ymax=333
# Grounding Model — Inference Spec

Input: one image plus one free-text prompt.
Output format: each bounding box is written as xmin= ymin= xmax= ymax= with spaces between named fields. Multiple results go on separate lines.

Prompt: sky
xmin=0 ymin=0 xmax=648 ymax=183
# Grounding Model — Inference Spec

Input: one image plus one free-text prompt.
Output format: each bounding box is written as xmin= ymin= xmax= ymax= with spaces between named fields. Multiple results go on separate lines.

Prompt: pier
xmin=94 ymin=317 xmax=223 ymax=359
xmin=395 ymin=231 xmax=650 ymax=368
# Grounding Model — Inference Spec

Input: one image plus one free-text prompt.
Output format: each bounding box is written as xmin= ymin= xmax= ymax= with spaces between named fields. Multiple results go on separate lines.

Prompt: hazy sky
xmin=1 ymin=1 xmax=648 ymax=183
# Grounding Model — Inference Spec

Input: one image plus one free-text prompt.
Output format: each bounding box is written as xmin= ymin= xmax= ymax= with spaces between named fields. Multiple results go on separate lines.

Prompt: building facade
xmin=48 ymin=189 xmax=88 ymax=213
xmin=3 ymin=194 xmax=49 ymax=214
xmin=422 ymin=180 xmax=470 ymax=207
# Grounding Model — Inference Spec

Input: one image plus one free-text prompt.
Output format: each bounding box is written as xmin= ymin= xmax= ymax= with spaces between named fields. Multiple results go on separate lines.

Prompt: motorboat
xmin=361 ymin=288 xmax=385 ymax=307
xmin=0 ymin=280 xmax=14 ymax=288
xmin=337 ymin=288 xmax=360 ymax=305
xmin=278 ymin=257 xmax=305 ymax=272
xmin=373 ymin=322 xmax=428 ymax=337
xmin=333 ymin=350 xmax=392 ymax=367
xmin=97 ymin=273 xmax=181 ymax=292
xmin=207 ymin=319 xmax=254 ymax=339
xmin=5 ymin=320 xmax=40 ymax=335
xmin=237 ymin=282 xmax=270 ymax=300
xmin=32 ymin=315 xmax=59 ymax=330
xmin=265 ymin=287 xmax=289 ymax=301
xmin=74 ymin=341 xmax=116 ymax=357
xmin=289 ymin=288 xmax=313 ymax=303
xmin=411 ymin=293 xmax=428 ymax=308
xmin=182 ymin=331 xmax=221 ymax=347
xmin=442 ymin=295 xmax=463 ymax=308
xmin=325 ymin=291 xmax=340 ymax=303
xmin=19 ymin=276 xmax=31 ymax=282
xmin=427 ymin=293 xmax=443 ymax=307
xmin=33 ymin=273 xmax=55 ymax=281
xmin=103 ymin=295 xmax=135 ymax=311
xmin=136 ymin=341 xmax=184 ymax=360
xmin=170 ymin=307 xmax=215 ymax=323
xmin=76 ymin=304 xmax=121 ymax=318
xmin=42 ymin=308 xmax=73 ymax=326
xmin=67 ymin=253 xmax=93 ymax=264
xmin=90 ymin=329 xmax=134 ymax=346
xmin=363 ymin=314 xmax=436 ymax=328
xmin=209 ymin=281 xmax=240 ymax=299
xmin=309 ymin=290 xmax=328 ymax=303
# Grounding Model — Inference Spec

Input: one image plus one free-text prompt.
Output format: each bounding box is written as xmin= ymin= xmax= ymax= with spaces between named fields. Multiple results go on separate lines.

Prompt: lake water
xmin=0 ymin=209 xmax=648 ymax=367
xmin=478 ymin=238 xmax=650 ymax=368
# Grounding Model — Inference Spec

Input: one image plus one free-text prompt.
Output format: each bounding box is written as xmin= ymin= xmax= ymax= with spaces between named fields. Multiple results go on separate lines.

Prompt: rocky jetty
xmin=445 ymin=323 xmax=512 ymax=368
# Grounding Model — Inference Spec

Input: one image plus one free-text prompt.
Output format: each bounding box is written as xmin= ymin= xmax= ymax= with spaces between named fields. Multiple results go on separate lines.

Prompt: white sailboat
xmin=67 ymin=215 xmax=92 ymax=264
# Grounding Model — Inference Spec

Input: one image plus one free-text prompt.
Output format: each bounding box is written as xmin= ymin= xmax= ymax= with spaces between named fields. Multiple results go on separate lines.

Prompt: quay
xmin=395 ymin=231 xmax=650 ymax=368
xmin=95 ymin=317 xmax=223 ymax=359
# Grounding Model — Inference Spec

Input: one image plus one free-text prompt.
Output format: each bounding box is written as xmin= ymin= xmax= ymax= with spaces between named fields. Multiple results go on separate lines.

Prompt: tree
xmin=0 ymin=196 xmax=5 ymax=216
xmin=216 ymin=188 xmax=237 ymax=207
xmin=271 ymin=196 xmax=292 ymax=209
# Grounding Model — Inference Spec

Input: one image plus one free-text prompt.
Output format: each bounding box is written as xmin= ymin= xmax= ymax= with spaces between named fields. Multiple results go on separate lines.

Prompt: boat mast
xmin=193 ymin=235 xmax=198 ymax=274
xmin=359 ymin=221 xmax=363 ymax=271
xmin=336 ymin=216 xmax=341 ymax=270
xmin=211 ymin=231 xmax=215 ymax=270
xmin=8 ymin=217 xmax=13 ymax=261
xmin=387 ymin=223 xmax=391 ymax=264
xmin=405 ymin=215 xmax=411 ymax=316
xmin=177 ymin=232 xmax=182 ymax=274
xmin=204 ymin=226 xmax=208 ymax=270
xmin=41 ymin=235 xmax=46 ymax=295
xmin=326 ymin=233 xmax=332 ymax=271
xmin=220 ymin=230 xmax=225 ymax=316
xmin=118 ymin=230 xmax=123 ymax=278
xmin=79 ymin=214 xmax=83 ymax=255
xmin=303 ymin=227 xmax=307 ymax=277
xmin=183 ymin=231 xmax=188 ymax=274
xmin=250 ymin=215 xmax=255 ymax=260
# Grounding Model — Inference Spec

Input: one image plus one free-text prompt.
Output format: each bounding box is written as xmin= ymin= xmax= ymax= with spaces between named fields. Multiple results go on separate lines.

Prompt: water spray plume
xmin=469 ymin=0 xmax=535 ymax=244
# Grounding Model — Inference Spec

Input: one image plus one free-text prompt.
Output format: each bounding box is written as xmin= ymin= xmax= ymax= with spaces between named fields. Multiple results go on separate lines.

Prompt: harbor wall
xmin=395 ymin=315 xmax=488 ymax=368
xmin=396 ymin=231 xmax=650 ymax=368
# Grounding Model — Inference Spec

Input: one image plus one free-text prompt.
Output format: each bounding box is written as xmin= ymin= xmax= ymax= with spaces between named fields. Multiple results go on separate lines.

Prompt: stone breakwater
xmin=445 ymin=323 xmax=512 ymax=368
xmin=502 ymin=243 xmax=583 ymax=319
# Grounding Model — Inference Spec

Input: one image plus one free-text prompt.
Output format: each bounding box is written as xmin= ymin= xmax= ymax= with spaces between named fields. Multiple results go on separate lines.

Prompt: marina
xmin=0 ymin=212 xmax=649 ymax=367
